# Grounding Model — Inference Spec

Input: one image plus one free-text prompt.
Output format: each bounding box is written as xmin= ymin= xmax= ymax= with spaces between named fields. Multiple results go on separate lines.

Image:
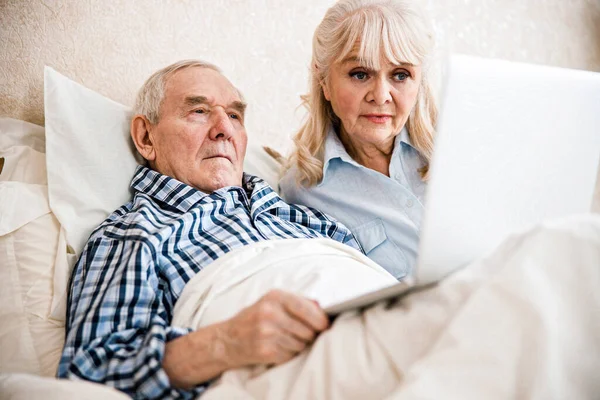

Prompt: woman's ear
xmin=130 ymin=115 xmax=156 ymax=162
xmin=321 ymin=79 xmax=331 ymax=102
xmin=315 ymin=63 xmax=331 ymax=102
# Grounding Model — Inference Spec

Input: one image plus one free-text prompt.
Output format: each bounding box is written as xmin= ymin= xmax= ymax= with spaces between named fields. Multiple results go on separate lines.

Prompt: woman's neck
xmin=338 ymin=128 xmax=394 ymax=177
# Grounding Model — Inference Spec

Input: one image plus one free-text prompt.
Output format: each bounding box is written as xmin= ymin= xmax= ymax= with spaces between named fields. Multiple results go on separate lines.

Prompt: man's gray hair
xmin=133 ymin=59 xmax=222 ymax=124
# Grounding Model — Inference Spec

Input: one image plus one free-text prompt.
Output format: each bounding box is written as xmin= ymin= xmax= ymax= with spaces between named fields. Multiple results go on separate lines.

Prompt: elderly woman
xmin=279 ymin=0 xmax=437 ymax=280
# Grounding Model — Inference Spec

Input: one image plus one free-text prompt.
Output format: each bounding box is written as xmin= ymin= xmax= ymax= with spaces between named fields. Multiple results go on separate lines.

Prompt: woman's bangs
xmin=332 ymin=12 xmax=365 ymax=66
xmin=381 ymin=15 xmax=425 ymax=67
xmin=336 ymin=7 xmax=426 ymax=69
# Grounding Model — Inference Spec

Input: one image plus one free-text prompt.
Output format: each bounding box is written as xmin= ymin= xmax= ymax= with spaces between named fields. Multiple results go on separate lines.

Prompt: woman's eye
xmin=350 ymin=71 xmax=368 ymax=81
xmin=393 ymin=72 xmax=409 ymax=81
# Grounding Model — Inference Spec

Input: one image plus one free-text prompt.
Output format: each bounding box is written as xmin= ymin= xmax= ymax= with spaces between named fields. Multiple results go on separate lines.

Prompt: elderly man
xmin=57 ymin=60 xmax=361 ymax=398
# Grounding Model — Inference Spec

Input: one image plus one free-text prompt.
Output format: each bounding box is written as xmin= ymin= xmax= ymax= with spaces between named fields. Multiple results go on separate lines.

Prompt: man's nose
xmin=208 ymin=108 xmax=235 ymax=141
xmin=367 ymin=76 xmax=393 ymax=105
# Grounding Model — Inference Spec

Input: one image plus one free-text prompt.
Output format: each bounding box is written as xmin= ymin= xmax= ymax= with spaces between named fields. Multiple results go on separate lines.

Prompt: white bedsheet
xmin=172 ymin=214 xmax=600 ymax=400
xmin=173 ymin=238 xmax=398 ymax=329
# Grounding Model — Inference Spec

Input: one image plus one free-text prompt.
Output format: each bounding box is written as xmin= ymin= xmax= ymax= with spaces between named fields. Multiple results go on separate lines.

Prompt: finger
xmin=275 ymin=310 xmax=317 ymax=343
xmin=275 ymin=333 xmax=306 ymax=354
xmin=267 ymin=348 xmax=297 ymax=367
xmin=280 ymin=293 xmax=329 ymax=332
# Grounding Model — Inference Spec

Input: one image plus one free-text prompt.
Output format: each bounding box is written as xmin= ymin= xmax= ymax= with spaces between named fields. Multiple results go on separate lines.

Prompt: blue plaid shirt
xmin=58 ymin=165 xmax=360 ymax=399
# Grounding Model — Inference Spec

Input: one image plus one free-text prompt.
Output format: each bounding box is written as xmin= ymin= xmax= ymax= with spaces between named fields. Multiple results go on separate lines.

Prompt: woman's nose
xmin=367 ymin=77 xmax=393 ymax=105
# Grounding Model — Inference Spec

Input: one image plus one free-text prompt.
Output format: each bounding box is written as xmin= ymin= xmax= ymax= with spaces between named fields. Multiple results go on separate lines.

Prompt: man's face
xmin=148 ymin=67 xmax=247 ymax=192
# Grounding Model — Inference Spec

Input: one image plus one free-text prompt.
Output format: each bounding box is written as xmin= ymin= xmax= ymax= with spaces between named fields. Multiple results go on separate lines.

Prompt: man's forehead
xmin=183 ymin=95 xmax=246 ymax=113
xmin=166 ymin=67 xmax=241 ymax=104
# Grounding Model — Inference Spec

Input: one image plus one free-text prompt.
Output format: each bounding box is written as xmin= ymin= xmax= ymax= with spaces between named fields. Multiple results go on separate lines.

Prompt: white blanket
xmin=173 ymin=215 xmax=600 ymax=400
xmin=173 ymin=238 xmax=398 ymax=329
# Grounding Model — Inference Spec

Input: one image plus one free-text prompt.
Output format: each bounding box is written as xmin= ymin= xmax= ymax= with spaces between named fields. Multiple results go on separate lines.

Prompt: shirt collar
xmin=320 ymin=126 xmax=359 ymax=186
xmin=243 ymin=173 xmax=289 ymax=218
xmin=323 ymin=125 xmax=355 ymax=167
xmin=320 ymin=125 xmax=414 ymax=185
xmin=131 ymin=165 xmax=284 ymax=214
xmin=398 ymin=126 xmax=414 ymax=148
xmin=131 ymin=165 xmax=208 ymax=212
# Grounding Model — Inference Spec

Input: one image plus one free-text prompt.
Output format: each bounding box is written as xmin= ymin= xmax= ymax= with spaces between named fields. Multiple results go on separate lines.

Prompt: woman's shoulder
xmin=279 ymin=164 xmax=340 ymax=205
xmin=278 ymin=165 xmax=306 ymax=202
xmin=279 ymin=161 xmax=355 ymax=207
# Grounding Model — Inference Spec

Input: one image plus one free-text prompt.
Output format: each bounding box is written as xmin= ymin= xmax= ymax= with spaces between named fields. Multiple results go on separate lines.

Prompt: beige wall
xmin=429 ymin=0 xmax=600 ymax=71
xmin=1 ymin=0 xmax=599 ymax=206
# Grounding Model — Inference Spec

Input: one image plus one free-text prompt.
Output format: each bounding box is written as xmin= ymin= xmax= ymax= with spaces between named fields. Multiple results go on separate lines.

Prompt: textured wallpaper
xmin=1 ymin=0 xmax=600 ymax=206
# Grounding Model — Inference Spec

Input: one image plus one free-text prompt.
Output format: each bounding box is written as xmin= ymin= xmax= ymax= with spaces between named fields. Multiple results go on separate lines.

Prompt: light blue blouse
xmin=279 ymin=126 xmax=426 ymax=280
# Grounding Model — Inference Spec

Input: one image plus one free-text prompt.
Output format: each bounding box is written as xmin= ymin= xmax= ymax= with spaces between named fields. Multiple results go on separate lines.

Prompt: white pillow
xmin=0 ymin=182 xmax=65 ymax=377
xmin=0 ymin=118 xmax=45 ymax=153
xmin=44 ymin=67 xmax=142 ymax=255
xmin=0 ymin=119 xmax=72 ymax=376
xmin=0 ymin=118 xmax=46 ymax=185
xmin=44 ymin=66 xmax=281 ymax=258
xmin=0 ymin=118 xmax=49 ymax=233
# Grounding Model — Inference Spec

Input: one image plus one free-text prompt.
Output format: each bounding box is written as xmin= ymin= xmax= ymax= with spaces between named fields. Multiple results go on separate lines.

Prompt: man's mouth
xmin=205 ymin=154 xmax=232 ymax=163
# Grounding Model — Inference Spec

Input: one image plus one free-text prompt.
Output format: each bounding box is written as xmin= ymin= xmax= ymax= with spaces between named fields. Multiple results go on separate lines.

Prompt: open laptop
xmin=325 ymin=54 xmax=600 ymax=317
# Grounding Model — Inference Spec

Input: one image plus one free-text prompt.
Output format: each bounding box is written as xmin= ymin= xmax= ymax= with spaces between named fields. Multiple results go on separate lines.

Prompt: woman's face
xmin=322 ymin=54 xmax=422 ymax=151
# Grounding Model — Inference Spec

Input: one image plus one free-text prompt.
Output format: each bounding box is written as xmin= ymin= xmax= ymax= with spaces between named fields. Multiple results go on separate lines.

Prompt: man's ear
xmin=130 ymin=115 xmax=156 ymax=162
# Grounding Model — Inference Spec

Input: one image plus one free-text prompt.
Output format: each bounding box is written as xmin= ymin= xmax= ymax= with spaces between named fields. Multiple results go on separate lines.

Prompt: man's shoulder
xmin=87 ymin=193 xmax=175 ymax=246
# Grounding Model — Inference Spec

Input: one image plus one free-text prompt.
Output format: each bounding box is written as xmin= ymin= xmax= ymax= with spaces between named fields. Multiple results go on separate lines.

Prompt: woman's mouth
xmin=362 ymin=114 xmax=392 ymax=124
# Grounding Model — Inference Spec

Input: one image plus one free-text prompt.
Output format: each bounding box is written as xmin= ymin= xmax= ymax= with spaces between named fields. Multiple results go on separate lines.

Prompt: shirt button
xmin=395 ymin=173 xmax=402 ymax=181
xmin=406 ymin=199 xmax=414 ymax=208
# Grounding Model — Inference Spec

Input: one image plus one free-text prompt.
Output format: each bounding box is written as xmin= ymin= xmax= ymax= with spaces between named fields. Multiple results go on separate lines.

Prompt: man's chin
xmin=193 ymin=171 xmax=242 ymax=193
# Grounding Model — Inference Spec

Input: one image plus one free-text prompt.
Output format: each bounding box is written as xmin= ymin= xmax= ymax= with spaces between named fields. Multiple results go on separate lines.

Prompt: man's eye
xmin=229 ymin=113 xmax=240 ymax=120
xmin=195 ymin=108 xmax=207 ymax=114
xmin=350 ymin=71 xmax=368 ymax=81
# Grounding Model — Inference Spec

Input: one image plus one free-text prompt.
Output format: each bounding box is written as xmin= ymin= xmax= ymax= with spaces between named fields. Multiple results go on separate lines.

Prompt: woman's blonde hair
xmin=288 ymin=0 xmax=438 ymax=186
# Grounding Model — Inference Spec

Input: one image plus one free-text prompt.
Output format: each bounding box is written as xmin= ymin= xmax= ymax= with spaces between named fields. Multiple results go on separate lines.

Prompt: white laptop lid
xmin=417 ymin=54 xmax=600 ymax=284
